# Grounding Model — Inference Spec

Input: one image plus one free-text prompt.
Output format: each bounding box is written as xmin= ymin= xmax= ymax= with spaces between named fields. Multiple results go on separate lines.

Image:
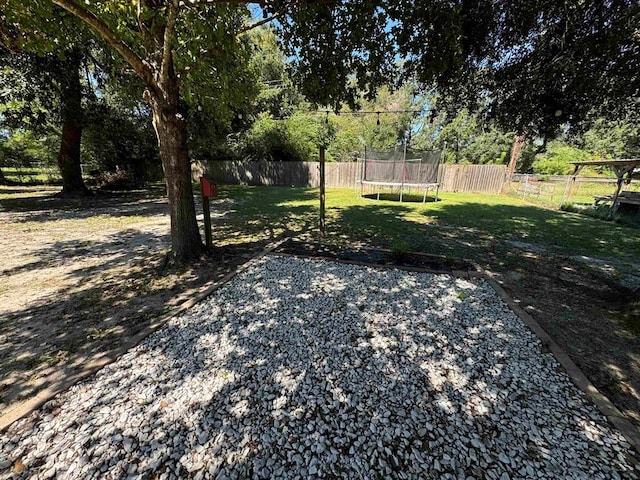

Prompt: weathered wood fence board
xmin=204 ymin=161 xmax=318 ymax=187
xmin=439 ymin=164 xmax=506 ymax=193
xmin=201 ymin=161 xmax=506 ymax=193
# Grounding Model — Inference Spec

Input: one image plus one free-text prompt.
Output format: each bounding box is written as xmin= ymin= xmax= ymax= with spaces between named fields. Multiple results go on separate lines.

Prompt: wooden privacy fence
xmin=200 ymin=161 xmax=507 ymax=193
xmin=439 ymin=164 xmax=506 ymax=193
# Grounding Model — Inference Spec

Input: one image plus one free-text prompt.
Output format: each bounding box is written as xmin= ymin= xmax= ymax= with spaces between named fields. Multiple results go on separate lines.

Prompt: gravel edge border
xmin=0 ymin=238 xmax=290 ymax=433
xmin=476 ymin=270 xmax=640 ymax=455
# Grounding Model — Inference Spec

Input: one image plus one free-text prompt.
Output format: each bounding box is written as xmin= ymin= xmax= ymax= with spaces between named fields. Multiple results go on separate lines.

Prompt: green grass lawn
xmin=1 ymin=166 xmax=60 ymax=184
xmin=213 ymin=186 xmax=639 ymax=262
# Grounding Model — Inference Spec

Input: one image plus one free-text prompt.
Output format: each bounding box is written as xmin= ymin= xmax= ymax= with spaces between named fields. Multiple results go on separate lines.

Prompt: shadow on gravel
xmin=21 ymin=258 xmax=635 ymax=479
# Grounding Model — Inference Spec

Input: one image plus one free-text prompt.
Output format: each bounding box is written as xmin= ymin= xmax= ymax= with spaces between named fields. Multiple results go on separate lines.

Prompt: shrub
xmin=238 ymin=113 xmax=322 ymax=162
xmin=92 ymin=167 xmax=143 ymax=190
xmin=533 ymin=142 xmax=590 ymax=175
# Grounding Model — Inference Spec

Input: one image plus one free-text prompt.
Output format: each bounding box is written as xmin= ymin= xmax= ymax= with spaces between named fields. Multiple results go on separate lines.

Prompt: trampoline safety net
xmin=363 ymin=148 xmax=441 ymax=184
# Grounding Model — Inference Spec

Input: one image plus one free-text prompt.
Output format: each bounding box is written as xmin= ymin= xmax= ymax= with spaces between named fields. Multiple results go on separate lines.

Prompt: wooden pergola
xmin=570 ymin=159 xmax=640 ymax=212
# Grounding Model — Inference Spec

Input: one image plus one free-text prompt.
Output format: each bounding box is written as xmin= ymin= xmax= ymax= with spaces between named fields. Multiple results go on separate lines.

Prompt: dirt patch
xmin=0 ymin=186 xmax=266 ymax=417
xmin=487 ymin=251 xmax=640 ymax=428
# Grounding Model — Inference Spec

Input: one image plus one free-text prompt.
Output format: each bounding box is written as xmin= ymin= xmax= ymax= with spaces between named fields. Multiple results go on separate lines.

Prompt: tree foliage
xmin=278 ymin=1 xmax=639 ymax=139
xmin=413 ymin=108 xmax=514 ymax=164
xmin=0 ymin=5 xmax=102 ymax=195
xmin=580 ymin=117 xmax=640 ymax=160
xmin=532 ymin=142 xmax=591 ymax=175
xmin=0 ymin=129 xmax=56 ymax=168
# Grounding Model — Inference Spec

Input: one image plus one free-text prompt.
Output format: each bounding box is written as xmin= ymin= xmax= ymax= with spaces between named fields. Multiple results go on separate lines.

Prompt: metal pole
xmin=319 ymin=146 xmax=326 ymax=236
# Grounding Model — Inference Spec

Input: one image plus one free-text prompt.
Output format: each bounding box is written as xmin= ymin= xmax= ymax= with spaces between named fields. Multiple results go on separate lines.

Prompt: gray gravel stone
xmin=0 ymin=255 xmax=638 ymax=479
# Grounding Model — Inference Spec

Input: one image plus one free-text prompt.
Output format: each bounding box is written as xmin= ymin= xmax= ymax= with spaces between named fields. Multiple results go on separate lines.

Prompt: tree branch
xmin=161 ymin=0 xmax=181 ymax=85
xmin=237 ymin=0 xmax=302 ymax=35
xmin=177 ymin=0 xmax=313 ymax=76
xmin=51 ymin=0 xmax=151 ymax=83
xmin=175 ymin=0 xmax=297 ymax=76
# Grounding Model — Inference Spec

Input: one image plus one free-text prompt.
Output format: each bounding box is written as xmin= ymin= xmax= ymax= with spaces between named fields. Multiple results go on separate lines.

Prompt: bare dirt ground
xmin=0 ymin=186 xmax=267 ymax=419
xmin=493 ymin=252 xmax=640 ymax=428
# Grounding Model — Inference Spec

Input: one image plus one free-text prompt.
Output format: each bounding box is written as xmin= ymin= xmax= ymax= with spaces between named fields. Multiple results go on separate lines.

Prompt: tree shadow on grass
xmin=327 ymin=199 xmax=639 ymax=265
xmin=429 ymin=202 xmax=639 ymax=259
xmin=327 ymin=202 xmax=486 ymax=260
xmin=212 ymin=186 xmax=320 ymax=244
xmin=3 ymin=257 xmax=636 ymax=478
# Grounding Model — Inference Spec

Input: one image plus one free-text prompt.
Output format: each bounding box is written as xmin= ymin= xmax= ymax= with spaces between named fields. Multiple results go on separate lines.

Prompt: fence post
xmin=560 ymin=175 xmax=571 ymax=206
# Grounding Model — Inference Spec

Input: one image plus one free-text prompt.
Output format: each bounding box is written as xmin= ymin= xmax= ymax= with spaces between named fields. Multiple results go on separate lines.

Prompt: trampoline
xmin=358 ymin=146 xmax=441 ymax=202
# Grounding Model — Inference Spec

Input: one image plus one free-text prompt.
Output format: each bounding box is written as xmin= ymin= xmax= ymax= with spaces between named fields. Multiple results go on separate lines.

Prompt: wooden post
xmin=400 ymin=139 xmax=407 ymax=202
xmin=610 ymin=166 xmax=627 ymax=215
xmin=200 ymin=176 xmax=216 ymax=249
xmin=360 ymin=146 xmax=366 ymax=198
xmin=567 ymin=165 xmax=581 ymax=204
xmin=319 ymin=146 xmax=326 ymax=236
xmin=202 ymin=196 xmax=212 ymax=249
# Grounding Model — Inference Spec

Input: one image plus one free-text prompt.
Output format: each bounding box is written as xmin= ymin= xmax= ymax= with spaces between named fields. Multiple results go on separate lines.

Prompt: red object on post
xmin=200 ymin=176 xmax=218 ymax=198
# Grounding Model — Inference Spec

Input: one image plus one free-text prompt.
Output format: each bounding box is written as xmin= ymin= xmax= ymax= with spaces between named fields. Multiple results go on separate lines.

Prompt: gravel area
xmin=1 ymin=255 xmax=639 ymax=479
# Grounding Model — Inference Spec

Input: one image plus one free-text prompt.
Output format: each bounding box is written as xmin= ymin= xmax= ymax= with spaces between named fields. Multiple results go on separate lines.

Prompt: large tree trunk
xmin=507 ymin=134 xmax=525 ymax=175
xmin=57 ymin=48 xmax=90 ymax=197
xmin=147 ymin=79 xmax=203 ymax=262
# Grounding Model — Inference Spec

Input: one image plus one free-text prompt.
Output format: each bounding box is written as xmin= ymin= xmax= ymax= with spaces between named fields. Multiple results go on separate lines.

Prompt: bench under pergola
xmin=570 ymin=159 xmax=640 ymax=212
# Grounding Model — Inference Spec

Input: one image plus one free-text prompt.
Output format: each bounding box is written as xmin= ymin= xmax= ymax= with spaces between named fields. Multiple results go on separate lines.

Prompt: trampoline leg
xmin=377 ymin=190 xmax=380 ymax=201
xmin=423 ymin=189 xmax=427 ymax=203
xmin=436 ymin=185 xmax=440 ymax=201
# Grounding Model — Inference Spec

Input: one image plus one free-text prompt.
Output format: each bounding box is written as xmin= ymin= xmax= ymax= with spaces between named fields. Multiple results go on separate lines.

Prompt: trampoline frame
xmin=359 ymin=180 xmax=440 ymax=203
xmin=358 ymin=145 xmax=441 ymax=203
